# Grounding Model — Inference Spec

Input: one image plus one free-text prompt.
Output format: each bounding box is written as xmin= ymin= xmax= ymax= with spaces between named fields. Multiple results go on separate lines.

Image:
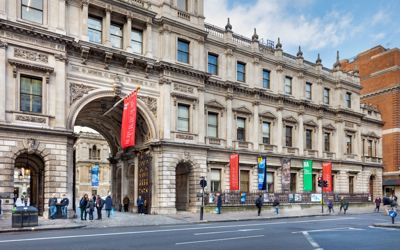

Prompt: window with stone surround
xmin=177 ymin=104 xmax=190 ymax=132
xmin=349 ymin=176 xmax=354 ymax=194
xmin=88 ymin=16 xmax=102 ymax=44
xmin=110 ymin=23 xmax=123 ymax=48
xmin=20 ymin=75 xmax=42 ymax=113
xmin=240 ymin=170 xmax=249 ymax=192
xmin=208 ymin=53 xmax=218 ymax=75
xmin=266 ymin=172 xmax=274 ymax=193
xmin=236 ymin=117 xmax=246 ymax=141
xmin=345 ymin=92 xmax=352 ymax=108
xmin=285 ymin=125 xmax=293 ymax=147
xmin=324 ymin=132 xmax=330 ymax=152
xmin=262 ymin=121 xmax=271 ymax=144
xmin=207 ymin=112 xmax=218 ymax=138
xmin=210 ymin=169 xmax=221 ymax=192
xmin=305 ymin=129 xmax=313 ymax=150
xmin=21 ymin=0 xmax=43 ymax=24
xmin=237 ymin=62 xmax=246 ymax=82
xmin=305 ymin=82 xmax=312 ymax=100
xmin=368 ymin=139 xmax=373 ymax=156
xmin=284 ymin=76 xmax=292 ymax=95
xmin=131 ymin=29 xmax=143 ymax=54
xmin=177 ymin=0 xmax=188 ymax=11
xmin=177 ymin=39 xmax=190 ymax=63
xmin=323 ymin=88 xmax=330 ymax=105
xmin=346 ymin=134 xmax=352 ymax=154
xmin=290 ymin=173 xmax=297 ymax=192
xmin=262 ymin=69 xmax=270 ymax=89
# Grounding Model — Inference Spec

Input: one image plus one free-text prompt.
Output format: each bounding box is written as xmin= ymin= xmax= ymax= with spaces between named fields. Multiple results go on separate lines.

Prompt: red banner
xmin=120 ymin=91 xmax=137 ymax=149
xmin=230 ymin=154 xmax=239 ymax=191
xmin=322 ymin=162 xmax=332 ymax=192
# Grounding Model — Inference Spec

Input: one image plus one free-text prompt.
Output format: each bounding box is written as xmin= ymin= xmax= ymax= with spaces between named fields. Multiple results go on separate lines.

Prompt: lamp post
xmin=199 ymin=176 xmax=207 ymax=221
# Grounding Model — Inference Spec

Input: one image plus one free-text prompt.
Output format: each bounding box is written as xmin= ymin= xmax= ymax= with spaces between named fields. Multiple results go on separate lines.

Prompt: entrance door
xmin=369 ymin=176 xmax=375 ymax=199
xmin=176 ymin=162 xmax=190 ymax=211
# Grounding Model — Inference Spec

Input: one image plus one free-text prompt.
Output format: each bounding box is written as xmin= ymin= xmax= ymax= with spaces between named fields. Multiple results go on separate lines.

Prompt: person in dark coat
xmin=256 ymin=195 xmax=263 ymax=216
xmin=327 ymin=199 xmax=334 ymax=214
xmin=339 ymin=196 xmax=349 ymax=214
xmin=216 ymin=193 xmax=222 ymax=214
xmin=123 ymin=196 xmax=130 ymax=212
xmin=96 ymin=195 xmax=104 ymax=220
xmin=374 ymin=197 xmax=382 ymax=212
xmin=60 ymin=194 xmax=69 ymax=218
xmin=79 ymin=194 xmax=89 ymax=220
xmin=48 ymin=193 xmax=58 ymax=220
xmin=105 ymin=194 xmax=113 ymax=218
xmin=87 ymin=198 xmax=95 ymax=220
xmin=273 ymin=198 xmax=280 ymax=215
xmin=137 ymin=195 xmax=144 ymax=214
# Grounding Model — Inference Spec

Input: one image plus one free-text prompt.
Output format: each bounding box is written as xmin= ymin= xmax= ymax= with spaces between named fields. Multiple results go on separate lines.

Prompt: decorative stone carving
xmin=70 ymin=83 xmax=96 ymax=104
xmin=8 ymin=59 xmax=54 ymax=77
xmin=81 ymin=46 xmax=90 ymax=64
xmin=16 ymin=115 xmax=46 ymax=124
xmin=177 ymin=134 xmax=194 ymax=140
xmin=138 ymin=96 xmax=157 ymax=117
xmin=14 ymin=48 xmax=48 ymax=63
xmin=125 ymin=57 xmax=134 ymax=74
xmin=104 ymin=52 xmax=113 ymax=69
xmin=173 ymin=83 xmax=194 ymax=93
xmin=113 ymin=75 xmax=122 ymax=97
xmin=0 ymin=40 xmax=8 ymax=48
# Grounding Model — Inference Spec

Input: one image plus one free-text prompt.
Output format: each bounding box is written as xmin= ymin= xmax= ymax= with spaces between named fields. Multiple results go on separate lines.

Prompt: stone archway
xmin=176 ymin=161 xmax=192 ymax=211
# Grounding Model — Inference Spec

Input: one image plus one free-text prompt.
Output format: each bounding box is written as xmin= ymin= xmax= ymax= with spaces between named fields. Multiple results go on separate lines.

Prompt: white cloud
xmin=372 ymin=32 xmax=386 ymax=41
xmin=204 ymin=0 xmax=356 ymax=52
xmin=371 ymin=10 xmax=387 ymax=26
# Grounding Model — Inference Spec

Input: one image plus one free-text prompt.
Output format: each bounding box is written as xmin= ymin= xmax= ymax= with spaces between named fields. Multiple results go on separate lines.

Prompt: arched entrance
xmin=14 ymin=153 xmax=45 ymax=215
xmin=176 ymin=162 xmax=191 ymax=211
xmin=369 ymin=175 xmax=375 ymax=199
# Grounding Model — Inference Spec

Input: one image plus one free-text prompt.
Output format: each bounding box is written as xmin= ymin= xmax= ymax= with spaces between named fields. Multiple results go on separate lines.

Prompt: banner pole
xmin=102 ymin=86 xmax=141 ymax=117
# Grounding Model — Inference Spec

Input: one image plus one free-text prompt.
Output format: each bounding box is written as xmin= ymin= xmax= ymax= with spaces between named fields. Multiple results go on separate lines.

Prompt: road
xmin=0 ymin=213 xmax=398 ymax=250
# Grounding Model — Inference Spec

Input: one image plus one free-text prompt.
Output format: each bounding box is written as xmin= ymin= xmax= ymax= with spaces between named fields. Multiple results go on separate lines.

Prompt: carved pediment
xmin=233 ymin=106 xmax=253 ymax=115
xmin=304 ymin=120 xmax=317 ymax=127
xmin=259 ymin=111 xmax=276 ymax=120
xmin=362 ymin=131 xmax=379 ymax=139
xmin=205 ymin=100 xmax=225 ymax=110
xmin=323 ymin=123 xmax=336 ymax=131
xmin=283 ymin=116 xmax=298 ymax=124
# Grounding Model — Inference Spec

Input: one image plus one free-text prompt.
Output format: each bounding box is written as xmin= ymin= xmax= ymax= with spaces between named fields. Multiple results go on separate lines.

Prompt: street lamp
xmin=199 ymin=176 xmax=207 ymax=221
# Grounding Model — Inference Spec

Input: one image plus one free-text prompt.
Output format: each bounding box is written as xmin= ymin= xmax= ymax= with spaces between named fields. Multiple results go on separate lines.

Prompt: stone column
xmin=252 ymin=101 xmax=259 ymax=150
xmin=0 ymin=42 xmax=6 ymax=122
xmin=277 ymin=108 xmax=283 ymax=153
xmin=335 ymin=121 xmax=343 ymax=159
xmin=226 ymin=94 xmax=233 ymax=147
xmin=298 ymin=113 xmax=304 ymax=156
xmin=104 ymin=7 xmax=111 ymax=46
xmin=54 ymin=56 xmax=66 ymax=128
xmin=57 ymin=0 xmax=66 ymax=32
xmin=133 ymin=155 xmax=139 ymax=209
xmin=80 ymin=0 xmax=89 ymax=41
xmin=124 ymin=16 xmax=132 ymax=52
xmin=160 ymin=79 xmax=171 ymax=139
xmin=66 ymin=137 xmax=75 ymax=217
xmin=317 ymin=118 xmax=323 ymax=157
xmin=162 ymin=27 xmax=171 ymax=62
xmin=121 ymin=161 xmax=129 ymax=204
xmin=354 ymin=125 xmax=361 ymax=160
xmin=0 ymin=0 xmax=6 ymax=19
xmin=198 ymin=88 xmax=205 ymax=142
xmin=145 ymin=21 xmax=153 ymax=58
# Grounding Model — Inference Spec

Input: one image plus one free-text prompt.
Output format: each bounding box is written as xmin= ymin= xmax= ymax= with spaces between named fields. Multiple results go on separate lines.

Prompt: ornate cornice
xmin=361 ymin=84 xmax=400 ymax=99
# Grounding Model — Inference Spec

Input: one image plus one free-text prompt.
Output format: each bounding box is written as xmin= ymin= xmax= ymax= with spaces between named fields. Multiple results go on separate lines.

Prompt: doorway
xmin=176 ymin=162 xmax=191 ymax=211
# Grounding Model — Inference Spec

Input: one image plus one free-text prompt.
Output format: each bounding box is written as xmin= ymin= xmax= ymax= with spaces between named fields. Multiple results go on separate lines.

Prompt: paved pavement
xmin=1 ymin=204 xmax=398 ymax=233
xmin=0 ymin=213 xmax=398 ymax=250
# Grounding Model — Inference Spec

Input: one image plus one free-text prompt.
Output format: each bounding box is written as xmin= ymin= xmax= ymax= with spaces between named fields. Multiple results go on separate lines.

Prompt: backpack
xmin=79 ymin=198 xmax=85 ymax=208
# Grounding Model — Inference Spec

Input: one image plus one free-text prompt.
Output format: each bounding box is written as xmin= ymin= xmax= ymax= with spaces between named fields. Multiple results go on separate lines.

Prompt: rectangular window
xmin=240 ymin=170 xmax=249 ymax=193
xmin=237 ymin=62 xmax=246 ymax=82
xmin=207 ymin=112 xmax=218 ymax=138
xmin=368 ymin=140 xmax=373 ymax=156
xmin=362 ymin=139 xmax=365 ymax=156
xmin=177 ymin=104 xmax=189 ymax=132
xmin=305 ymin=129 xmax=312 ymax=150
xmin=20 ymin=75 xmax=42 ymax=113
xmin=208 ymin=53 xmax=218 ymax=75
xmin=177 ymin=39 xmax=189 ymax=63
xmin=305 ymin=82 xmax=312 ymax=100
xmin=345 ymin=92 xmax=352 ymax=108
xmin=262 ymin=122 xmax=271 ymax=144
xmin=131 ymin=29 xmax=143 ymax=54
xmin=324 ymin=132 xmax=330 ymax=152
xmin=285 ymin=126 xmax=293 ymax=147
xmin=290 ymin=173 xmax=297 ymax=192
xmin=346 ymin=135 xmax=352 ymax=154
xmin=349 ymin=176 xmax=354 ymax=194
xmin=110 ymin=23 xmax=123 ymax=48
xmin=266 ymin=172 xmax=274 ymax=193
xmin=237 ymin=117 xmax=246 ymax=141
xmin=88 ymin=16 xmax=102 ymax=44
xmin=21 ymin=0 xmax=43 ymax=24
xmin=177 ymin=0 xmax=188 ymax=11
xmin=210 ymin=169 xmax=221 ymax=192
xmin=262 ymin=69 xmax=270 ymax=89
xmin=323 ymin=88 xmax=330 ymax=105
xmin=284 ymin=76 xmax=292 ymax=95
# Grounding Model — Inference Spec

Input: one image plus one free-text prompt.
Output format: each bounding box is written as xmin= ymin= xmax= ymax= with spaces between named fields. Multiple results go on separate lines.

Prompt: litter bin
xmin=12 ymin=206 xmax=39 ymax=228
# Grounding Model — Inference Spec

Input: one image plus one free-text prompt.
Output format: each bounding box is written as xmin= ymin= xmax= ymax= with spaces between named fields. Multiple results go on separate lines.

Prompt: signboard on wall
xmin=230 ymin=154 xmax=239 ymax=191
xmin=322 ymin=162 xmax=332 ymax=192
xmin=257 ymin=156 xmax=266 ymax=190
xmin=281 ymin=158 xmax=291 ymax=192
xmin=91 ymin=164 xmax=99 ymax=187
xmin=303 ymin=160 xmax=313 ymax=192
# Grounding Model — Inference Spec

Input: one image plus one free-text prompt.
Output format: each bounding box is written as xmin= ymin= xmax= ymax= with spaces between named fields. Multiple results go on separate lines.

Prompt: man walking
xmin=123 ymin=196 xmax=130 ymax=212
xmin=137 ymin=195 xmax=144 ymax=214
xmin=256 ymin=195 xmax=263 ymax=216
xmin=105 ymin=194 xmax=113 ymax=218
xmin=273 ymin=198 xmax=280 ymax=215
xmin=48 ymin=193 xmax=58 ymax=220
xmin=339 ymin=196 xmax=349 ymax=214
xmin=216 ymin=193 xmax=222 ymax=214
xmin=60 ymin=194 xmax=69 ymax=218
xmin=374 ymin=197 xmax=382 ymax=212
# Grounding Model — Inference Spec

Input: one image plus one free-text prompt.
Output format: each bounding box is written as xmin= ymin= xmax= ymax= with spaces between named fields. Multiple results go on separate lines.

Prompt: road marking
xmin=176 ymin=235 xmax=264 ymax=245
xmin=293 ymin=227 xmax=364 ymax=233
xmin=368 ymin=226 xmax=399 ymax=231
xmin=194 ymin=228 xmax=263 ymax=235
xmin=0 ymin=217 xmax=356 ymax=244
xmin=302 ymin=231 xmax=320 ymax=249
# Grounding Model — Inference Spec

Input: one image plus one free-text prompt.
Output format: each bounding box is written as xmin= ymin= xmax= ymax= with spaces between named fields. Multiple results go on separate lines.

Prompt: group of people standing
xmin=122 ymin=195 xmax=145 ymax=214
xmin=48 ymin=193 xmax=69 ymax=219
xmin=79 ymin=193 xmax=112 ymax=221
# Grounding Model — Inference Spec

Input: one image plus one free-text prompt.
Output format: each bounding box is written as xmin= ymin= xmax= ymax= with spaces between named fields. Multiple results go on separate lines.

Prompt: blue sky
xmin=204 ymin=0 xmax=400 ymax=67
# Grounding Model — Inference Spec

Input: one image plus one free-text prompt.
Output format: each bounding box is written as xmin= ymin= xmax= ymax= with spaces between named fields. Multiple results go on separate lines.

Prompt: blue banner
xmin=91 ymin=164 xmax=99 ymax=187
xmin=258 ymin=156 xmax=266 ymax=190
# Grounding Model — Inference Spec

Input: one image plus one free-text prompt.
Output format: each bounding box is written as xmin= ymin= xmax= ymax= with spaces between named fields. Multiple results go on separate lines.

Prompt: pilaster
xmin=226 ymin=93 xmax=233 ymax=147
xmin=145 ymin=21 xmax=153 ymax=58
xmin=298 ymin=113 xmax=304 ymax=156
xmin=80 ymin=0 xmax=89 ymax=41
xmin=0 ymin=41 xmax=7 ymax=122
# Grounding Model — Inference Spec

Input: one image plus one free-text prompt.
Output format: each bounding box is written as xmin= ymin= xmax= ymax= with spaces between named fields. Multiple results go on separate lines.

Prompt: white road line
xmin=194 ymin=228 xmax=263 ymax=235
xmin=292 ymin=227 xmax=364 ymax=234
xmin=0 ymin=217 xmax=355 ymax=244
xmin=302 ymin=231 xmax=320 ymax=249
xmin=368 ymin=226 xmax=399 ymax=231
xmin=175 ymin=235 xmax=264 ymax=245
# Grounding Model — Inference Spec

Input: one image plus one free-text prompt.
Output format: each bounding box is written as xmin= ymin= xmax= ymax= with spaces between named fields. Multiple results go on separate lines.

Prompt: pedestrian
xmin=273 ymin=198 xmax=280 ymax=215
xmin=105 ymin=194 xmax=113 ymax=218
xmin=389 ymin=207 xmax=397 ymax=224
xmin=327 ymin=199 xmax=334 ymax=214
xmin=137 ymin=195 xmax=144 ymax=214
xmin=87 ymin=197 xmax=95 ymax=221
xmin=96 ymin=195 xmax=104 ymax=220
xmin=123 ymin=196 xmax=130 ymax=212
xmin=79 ymin=194 xmax=89 ymax=220
xmin=0 ymin=198 xmax=2 ymax=215
xmin=60 ymin=194 xmax=69 ymax=218
xmin=216 ymin=193 xmax=222 ymax=214
xmin=339 ymin=196 xmax=349 ymax=214
xmin=92 ymin=194 xmax=97 ymax=203
xmin=48 ymin=193 xmax=58 ymax=220
xmin=374 ymin=197 xmax=382 ymax=212
xmin=255 ymin=195 xmax=263 ymax=216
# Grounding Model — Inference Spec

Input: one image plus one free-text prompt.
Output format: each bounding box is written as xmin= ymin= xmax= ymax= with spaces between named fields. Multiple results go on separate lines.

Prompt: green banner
xmin=303 ymin=160 xmax=313 ymax=192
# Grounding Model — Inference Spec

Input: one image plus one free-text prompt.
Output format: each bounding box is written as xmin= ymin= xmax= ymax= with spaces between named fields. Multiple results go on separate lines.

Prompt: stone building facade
xmin=74 ymin=131 xmax=111 ymax=201
xmin=0 ymin=0 xmax=382 ymax=215
xmin=342 ymin=46 xmax=400 ymax=196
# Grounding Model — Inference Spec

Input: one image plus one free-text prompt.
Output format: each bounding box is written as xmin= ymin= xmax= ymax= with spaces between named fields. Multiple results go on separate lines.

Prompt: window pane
xmin=178 ymin=105 xmax=189 ymax=118
xmin=88 ymin=30 xmax=102 ymax=43
xmin=177 ymin=0 xmax=187 ymax=11
xmin=110 ymin=24 xmax=122 ymax=36
xmin=131 ymin=30 xmax=143 ymax=54
xmin=21 ymin=8 xmax=42 ymax=23
xmin=32 ymin=96 xmax=42 ymax=113
xmin=20 ymin=77 xmax=31 ymax=94
xmin=111 ymin=36 xmax=122 ymax=48
xmin=20 ymin=94 xmax=31 ymax=112
xmin=237 ymin=118 xmax=245 ymax=128
xmin=88 ymin=17 xmax=102 ymax=31
xmin=31 ymin=79 xmax=42 ymax=95
xmin=177 ymin=119 xmax=189 ymax=132
xmin=208 ymin=126 xmax=217 ymax=137
xmin=178 ymin=40 xmax=189 ymax=52
xmin=22 ymin=0 xmax=43 ymax=10
xmin=263 ymin=70 xmax=270 ymax=88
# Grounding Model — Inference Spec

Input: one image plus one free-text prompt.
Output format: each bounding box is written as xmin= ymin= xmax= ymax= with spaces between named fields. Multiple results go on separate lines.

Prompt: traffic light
xmin=323 ymin=180 xmax=328 ymax=188
xmin=318 ymin=177 xmax=322 ymax=187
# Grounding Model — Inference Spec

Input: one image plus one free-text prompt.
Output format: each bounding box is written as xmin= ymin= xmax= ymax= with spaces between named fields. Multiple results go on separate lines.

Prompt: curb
xmin=372 ymin=223 xmax=400 ymax=229
xmin=0 ymin=225 xmax=86 ymax=233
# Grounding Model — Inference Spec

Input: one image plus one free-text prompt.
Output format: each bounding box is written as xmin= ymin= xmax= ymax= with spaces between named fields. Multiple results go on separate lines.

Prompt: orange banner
xmin=322 ymin=162 xmax=332 ymax=192
xmin=230 ymin=154 xmax=239 ymax=191
xmin=120 ymin=91 xmax=137 ymax=149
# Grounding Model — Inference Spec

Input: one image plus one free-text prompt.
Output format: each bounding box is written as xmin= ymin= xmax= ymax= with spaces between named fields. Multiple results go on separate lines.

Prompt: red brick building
xmin=342 ymin=46 xmax=400 ymax=196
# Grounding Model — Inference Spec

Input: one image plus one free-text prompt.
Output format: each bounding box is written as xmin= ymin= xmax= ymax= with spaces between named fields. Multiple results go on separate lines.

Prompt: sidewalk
xmin=0 ymin=204 xmax=382 ymax=233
